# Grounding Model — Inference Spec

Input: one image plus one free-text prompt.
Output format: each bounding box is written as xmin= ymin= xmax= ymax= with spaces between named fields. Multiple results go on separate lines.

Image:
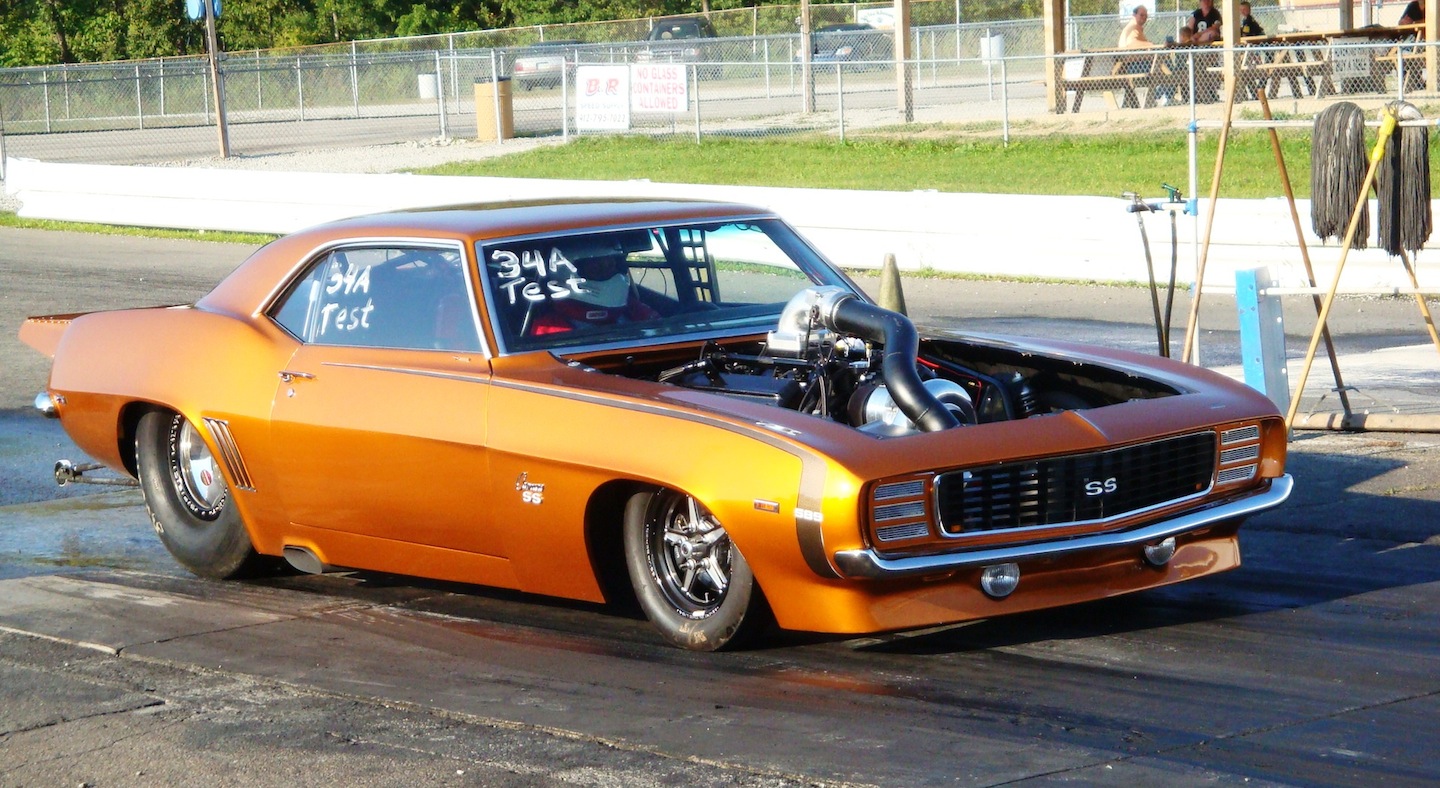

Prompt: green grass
xmin=0 ymin=212 xmax=277 ymax=245
xmin=8 ymin=125 xmax=1437 ymax=244
xmin=414 ymin=132 xmax=1351 ymax=200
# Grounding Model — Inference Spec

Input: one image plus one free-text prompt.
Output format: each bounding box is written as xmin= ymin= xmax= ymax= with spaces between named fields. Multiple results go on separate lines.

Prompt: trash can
xmin=417 ymin=74 xmax=438 ymax=100
xmin=474 ymin=77 xmax=514 ymax=142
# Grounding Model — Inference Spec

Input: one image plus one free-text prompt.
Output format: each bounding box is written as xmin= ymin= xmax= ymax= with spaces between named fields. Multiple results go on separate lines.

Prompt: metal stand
xmin=1124 ymin=187 xmax=1184 ymax=357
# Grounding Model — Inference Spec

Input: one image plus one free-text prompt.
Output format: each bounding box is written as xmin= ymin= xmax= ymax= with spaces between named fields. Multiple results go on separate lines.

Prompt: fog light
xmin=1143 ymin=537 xmax=1178 ymax=567
xmin=980 ymin=563 xmax=1020 ymax=599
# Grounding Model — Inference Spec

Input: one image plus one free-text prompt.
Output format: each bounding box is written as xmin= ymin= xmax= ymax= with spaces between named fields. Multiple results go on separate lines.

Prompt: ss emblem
xmin=1085 ymin=477 xmax=1118 ymax=497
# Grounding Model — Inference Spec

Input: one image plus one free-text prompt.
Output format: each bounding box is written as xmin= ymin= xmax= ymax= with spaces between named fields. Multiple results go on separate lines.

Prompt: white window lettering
xmin=548 ymin=249 xmax=578 ymax=274
xmin=499 ymin=278 xmax=526 ymax=305
xmin=492 ymin=249 xmax=521 ymax=280
xmin=521 ymin=281 xmax=546 ymax=302
xmin=324 ymin=262 xmax=345 ymax=295
xmin=520 ymin=249 xmax=547 ymax=277
xmin=324 ymin=261 xmax=370 ymax=296
xmin=342 ymin=299 xmax=374 ymax=330
xmin=317 ymin=302 xmax=340 ymax=335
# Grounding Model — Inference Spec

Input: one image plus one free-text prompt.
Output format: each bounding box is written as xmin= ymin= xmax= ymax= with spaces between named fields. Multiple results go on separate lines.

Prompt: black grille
xmin=936 ymin=432 xmax=1217 ymax=535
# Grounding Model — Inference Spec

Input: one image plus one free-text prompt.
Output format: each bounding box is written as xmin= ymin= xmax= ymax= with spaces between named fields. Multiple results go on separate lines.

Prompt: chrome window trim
xmin=320 ymin=362 xmax=490 ymax=384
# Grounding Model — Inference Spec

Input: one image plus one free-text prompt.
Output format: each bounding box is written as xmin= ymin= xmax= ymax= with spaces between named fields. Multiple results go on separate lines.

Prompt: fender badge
xmin=516 ymin=472 xmax=545 ymax=505
xmin=753 ymin=499 xmax=781 ymax=514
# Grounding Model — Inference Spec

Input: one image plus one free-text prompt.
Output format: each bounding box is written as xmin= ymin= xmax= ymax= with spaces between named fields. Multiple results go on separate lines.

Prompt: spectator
xmin=1189 ymin=0 xmax=1223 ymax=44
xmin=1119 ymin=6 xmax=1158 ymax=49
xmin=1400 ymin=0 xmax=1425 ymax=24
xmin=1238 ymin=1 xmax=1264 ymax=37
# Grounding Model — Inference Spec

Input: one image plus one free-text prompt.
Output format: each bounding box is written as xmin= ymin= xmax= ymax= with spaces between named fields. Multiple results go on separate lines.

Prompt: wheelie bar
xmin=53 ymin=459 xmax=139 ymax=488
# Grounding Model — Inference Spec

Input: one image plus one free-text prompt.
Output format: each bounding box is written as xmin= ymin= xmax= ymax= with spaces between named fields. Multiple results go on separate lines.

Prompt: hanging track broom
xmin=1311 ymin=102 xmax=1369 ymax=249
xmin=1376 ymin=100 xmax=1432 ymax=257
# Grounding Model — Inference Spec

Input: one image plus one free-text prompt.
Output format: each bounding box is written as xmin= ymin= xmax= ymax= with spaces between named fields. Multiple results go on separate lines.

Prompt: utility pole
xmin=202 ymin=0 xmax=231 ymax=158
xmin=800 ymin=0 xmax=813 ymax=113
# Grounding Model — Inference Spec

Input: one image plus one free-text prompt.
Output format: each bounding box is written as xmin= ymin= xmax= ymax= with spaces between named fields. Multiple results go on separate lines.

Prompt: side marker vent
xmin=203 ymin=418 xmax=256 ymax=492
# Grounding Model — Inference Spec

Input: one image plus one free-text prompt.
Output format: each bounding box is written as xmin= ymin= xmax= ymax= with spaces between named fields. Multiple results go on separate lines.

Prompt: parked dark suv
xmin=807 ymin=23 xmax=894 ymax=71
xmin=635 ymin=16 xmax=720 ymax=78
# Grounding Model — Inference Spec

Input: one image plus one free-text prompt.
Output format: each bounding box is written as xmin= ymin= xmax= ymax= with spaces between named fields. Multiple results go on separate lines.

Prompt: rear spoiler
xmin=19 ymin=313 xmax=86 ymax=358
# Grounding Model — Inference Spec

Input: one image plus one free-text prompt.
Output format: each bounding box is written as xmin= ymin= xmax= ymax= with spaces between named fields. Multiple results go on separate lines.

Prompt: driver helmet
xmin=571 ymin=252 xmax=632 ymax=309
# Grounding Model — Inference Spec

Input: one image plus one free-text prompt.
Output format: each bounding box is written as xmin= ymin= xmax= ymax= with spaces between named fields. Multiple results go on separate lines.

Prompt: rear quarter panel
xmin=47 ymin=306 xmax=297 ymax=535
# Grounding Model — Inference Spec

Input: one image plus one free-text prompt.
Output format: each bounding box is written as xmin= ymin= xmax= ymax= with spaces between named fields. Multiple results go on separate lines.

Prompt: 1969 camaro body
xmin=22 ymin=199 xmax=1291 ymax=650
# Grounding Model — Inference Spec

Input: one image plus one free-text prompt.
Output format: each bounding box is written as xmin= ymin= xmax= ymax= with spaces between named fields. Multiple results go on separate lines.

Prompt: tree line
xmin=0 ymin=1 xmax=738 ymax=66
xmin=0 ymin=0 xmax=1077 ymax=68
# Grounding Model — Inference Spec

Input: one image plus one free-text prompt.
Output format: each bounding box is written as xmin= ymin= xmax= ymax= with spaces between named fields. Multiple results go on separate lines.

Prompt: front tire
xmin=136 ymin=410 xmax=265 ymax=579
xmin=623 ymin=487 xmax=769 ymax=651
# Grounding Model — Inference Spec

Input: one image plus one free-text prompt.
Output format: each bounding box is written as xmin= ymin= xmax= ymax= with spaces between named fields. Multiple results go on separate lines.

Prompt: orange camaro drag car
xmin=22 ymin=200 xmax=1291 ymax=650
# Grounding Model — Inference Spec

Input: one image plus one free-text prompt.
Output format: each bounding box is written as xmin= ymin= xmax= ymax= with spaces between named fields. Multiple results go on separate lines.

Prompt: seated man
xmin=527 ymin=244 xmax=659 ymax=336
xmin=1118 ymin=6 xmax=1160 ymax=76
xmin=1119 ymin=6 xmax=1158 ymax=49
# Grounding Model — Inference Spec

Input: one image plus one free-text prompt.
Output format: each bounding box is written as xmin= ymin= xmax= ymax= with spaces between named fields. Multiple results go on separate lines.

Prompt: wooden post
xmin=1043 ymin=0 xmax=1065 ymax=113
xmin=894 ymin=0 xmax=913 ymax=122
xmin=1221 ymin=0 xmax=1238 ymax=102
xmin=1427 ymin=15 xmax=1437 ymax=93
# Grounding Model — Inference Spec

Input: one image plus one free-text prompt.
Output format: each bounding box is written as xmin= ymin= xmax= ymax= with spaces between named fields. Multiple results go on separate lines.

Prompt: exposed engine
xmin=643 ymin=287 xmax=1178 ymax=438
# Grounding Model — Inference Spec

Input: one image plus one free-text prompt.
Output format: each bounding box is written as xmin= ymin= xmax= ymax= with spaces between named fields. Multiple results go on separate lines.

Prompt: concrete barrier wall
xmin=6 ymin=156 xmax=1437 ymax=292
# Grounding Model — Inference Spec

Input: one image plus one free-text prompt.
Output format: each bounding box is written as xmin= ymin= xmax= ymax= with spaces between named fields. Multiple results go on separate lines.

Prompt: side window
xmin=271 ymin=245 xmax=481 ymax=352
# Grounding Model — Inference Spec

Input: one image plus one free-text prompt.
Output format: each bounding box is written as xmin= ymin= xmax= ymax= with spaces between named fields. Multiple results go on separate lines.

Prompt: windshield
xmin=478 ymin=218 xmax=855 ymax=354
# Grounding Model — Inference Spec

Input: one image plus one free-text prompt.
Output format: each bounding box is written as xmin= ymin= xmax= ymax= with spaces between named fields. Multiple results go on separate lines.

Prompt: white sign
xmin=630 ymin=64 xmax=689 ymax=113
xmin=858 ymin=8 xmax=894 ymax=29
xmin=575 ymin=65 xmax=630 ymax=131
xmin=1329 ymin=39 xmax=1370 ymax=80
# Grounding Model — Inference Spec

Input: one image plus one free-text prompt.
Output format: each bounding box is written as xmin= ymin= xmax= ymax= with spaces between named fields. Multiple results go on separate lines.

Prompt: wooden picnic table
xmin=1240 ymin=25 xmax=1424 ymax=98
xmin=1054 ymin=25 xmax=1426 ymax=113
xmin=1055 ymin=45 xmax=1210 ymax=113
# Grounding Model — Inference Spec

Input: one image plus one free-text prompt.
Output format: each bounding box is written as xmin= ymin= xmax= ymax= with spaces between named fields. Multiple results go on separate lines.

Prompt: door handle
xmin=278 ymin=370 xmax=316 ymax=384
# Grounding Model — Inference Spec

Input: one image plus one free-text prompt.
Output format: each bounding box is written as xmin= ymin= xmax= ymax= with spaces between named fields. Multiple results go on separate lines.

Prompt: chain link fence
xmin=2 ymin=5 xmax=1436 ymax=176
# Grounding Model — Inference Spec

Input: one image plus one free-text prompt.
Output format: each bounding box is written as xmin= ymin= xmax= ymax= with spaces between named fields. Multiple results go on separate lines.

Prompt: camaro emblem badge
xmin=515 ymin=472 xmax=545 ymax=505
xmin=1085 ymin=477 xmax=1119 ymax=497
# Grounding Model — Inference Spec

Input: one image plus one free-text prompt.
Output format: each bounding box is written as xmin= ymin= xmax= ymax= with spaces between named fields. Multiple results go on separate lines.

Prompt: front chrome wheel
xmin=623 ymin=487 xmax=769 ymax=651
xmin=648 ymin=491 xmax=733 ymax=618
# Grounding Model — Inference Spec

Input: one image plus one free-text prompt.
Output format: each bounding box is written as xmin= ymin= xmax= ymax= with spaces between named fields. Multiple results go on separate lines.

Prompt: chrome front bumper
xmin=832 ymin=474 xmax=1294 ymax=579
xmin=33 ymin=390 xmax=58 ymax=418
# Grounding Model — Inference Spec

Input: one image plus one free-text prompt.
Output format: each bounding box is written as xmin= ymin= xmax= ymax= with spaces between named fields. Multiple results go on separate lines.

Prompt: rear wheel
xmin=623 ymin=487 xmax=768 ymax=651
xmin=136 ymin=410 xmax=266 ymax=579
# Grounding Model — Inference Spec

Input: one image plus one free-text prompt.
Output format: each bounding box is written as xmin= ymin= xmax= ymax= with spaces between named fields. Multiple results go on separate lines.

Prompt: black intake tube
xmin=825 ymin=296 xmax=961 ymax=432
